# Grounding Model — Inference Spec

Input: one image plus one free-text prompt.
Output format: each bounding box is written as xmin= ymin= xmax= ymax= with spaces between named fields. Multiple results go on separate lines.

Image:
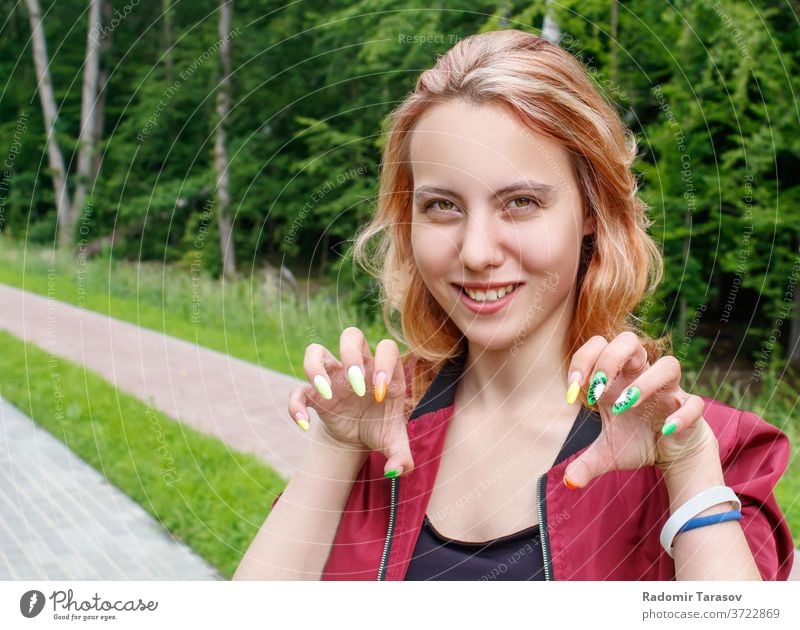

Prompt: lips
xmin=452 ymin=282 xmax=524 ymax=315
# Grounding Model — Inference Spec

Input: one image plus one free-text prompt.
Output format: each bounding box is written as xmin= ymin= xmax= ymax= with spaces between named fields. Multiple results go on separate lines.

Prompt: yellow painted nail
xmin=294 ymin=413 xmax=309 ymax=431
xmin=347 ymin=365 xmax=366 ymax=397
xmin=313 ymin=374 xmax=332 ymax=400
xmin=565 ymin=371 xmax=581 ymax=405
xmin=566 ymin=381 xmax=580 ymax=405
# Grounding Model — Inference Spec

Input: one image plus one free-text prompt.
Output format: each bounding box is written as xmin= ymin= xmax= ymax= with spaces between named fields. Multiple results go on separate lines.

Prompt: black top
xmin=404 ymin=404 xmax=601 ymax=580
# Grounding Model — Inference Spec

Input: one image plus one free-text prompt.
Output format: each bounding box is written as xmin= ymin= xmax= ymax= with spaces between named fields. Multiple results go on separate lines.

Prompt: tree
xmin=71 ymin=0 xmax=102 ymax=240
xmin=24 ymin=0 xmax=102 ymax=248
xmin=24 ymin=0 xmax=70 ymax=245
xmin=214 ymin=0 xmax=236 ymax=278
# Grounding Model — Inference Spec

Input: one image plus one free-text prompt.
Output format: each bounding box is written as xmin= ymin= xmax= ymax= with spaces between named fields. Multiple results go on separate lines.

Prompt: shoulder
xmin=698 ymin=395 xmax=790 ymax=467
xmin=697 ymin=396 xmax=794 ymax=580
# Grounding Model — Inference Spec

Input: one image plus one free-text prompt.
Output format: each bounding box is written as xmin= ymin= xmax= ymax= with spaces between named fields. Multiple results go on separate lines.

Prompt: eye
xmin=508 ymin=196 xmax=541 ymax=211
xmin=423 ymin=198 xmax=458 ymax=212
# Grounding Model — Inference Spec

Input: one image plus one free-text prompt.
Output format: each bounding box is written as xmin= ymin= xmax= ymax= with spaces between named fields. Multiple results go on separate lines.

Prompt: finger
xmin=660 ymin=393 xmax=705 ymax=436
xmin=288 ymin=386 xmax=313 ymax=431
xmin=381 ymin=423 xmax=414 ymax=478
xmin=303 ymin=343 xmax=343 ymax=400
xmin=339 ymin=327 xmax=372 ymax=398
xmin=565 ymin=335 xmax=608 ymax=404
xmin=372 ymin=338 xmax=402 ymax=403
xmin=563 ymin=440 xmax=615 ymax=489
xmin=610 ymin=354 xmax=683 ymax=417
xmin=585 ymin=331 xmax=649 ymax=406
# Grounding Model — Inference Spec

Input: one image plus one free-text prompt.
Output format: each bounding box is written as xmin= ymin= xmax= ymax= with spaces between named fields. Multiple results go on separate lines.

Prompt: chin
xmin=459 ymin=328 xmax=521 ymax=353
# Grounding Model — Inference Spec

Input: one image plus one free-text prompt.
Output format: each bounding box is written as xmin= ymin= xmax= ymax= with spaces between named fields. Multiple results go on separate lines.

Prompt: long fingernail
xmin=347 ymin=365 xmax=366 ymax=397
xmin=565 ymin=371 xmax=582 ymax=405
xmin=384 ymin=467 xmax=402 ymax=478
xmin=611 ymin=386 xmax=641 ymax=414
xmin=313 ymin=374 xmax=332 ymax=400
xmin=294 ymin=412 xmax=309 ymax=431
xmin=587 ymin=371 xmax=608 ymax=405
xmin=374 ymin=371 xmax=388 ymax=403
xmin=662 ymin=419 xmax=679 ymax=435
xmin=563 ymin=474 xmax=579 ymax=490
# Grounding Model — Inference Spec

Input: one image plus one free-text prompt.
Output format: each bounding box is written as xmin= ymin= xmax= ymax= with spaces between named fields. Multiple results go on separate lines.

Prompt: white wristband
xmin=660 ymin=485 xmax=741 ymax=558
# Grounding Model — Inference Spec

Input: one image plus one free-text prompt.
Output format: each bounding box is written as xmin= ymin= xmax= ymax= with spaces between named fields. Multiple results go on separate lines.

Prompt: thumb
xmin=563 ymin=443 xmax=610 ymax=490
xmin=382 ymin=430 xmax=414 ymax=478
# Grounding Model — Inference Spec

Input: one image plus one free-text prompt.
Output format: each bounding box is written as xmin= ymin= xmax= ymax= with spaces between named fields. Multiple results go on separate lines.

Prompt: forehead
xmin=408 ymin=99 xmax=576 ymax=189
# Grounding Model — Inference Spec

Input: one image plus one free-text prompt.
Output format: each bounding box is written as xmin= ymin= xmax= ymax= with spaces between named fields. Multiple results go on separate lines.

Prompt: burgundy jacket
xmin=275 ymin=347 xmax=795 ymax=580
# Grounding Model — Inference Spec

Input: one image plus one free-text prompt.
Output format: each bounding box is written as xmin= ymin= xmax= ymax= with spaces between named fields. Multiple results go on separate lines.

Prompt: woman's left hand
xmin=562 ymin=332 xmax=720 ymax=489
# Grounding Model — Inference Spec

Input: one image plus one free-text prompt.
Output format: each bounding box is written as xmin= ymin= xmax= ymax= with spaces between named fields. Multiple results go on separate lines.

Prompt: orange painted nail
xmin=374 ymin=371 xmax=388 ymax=403
xmin=563 ymin=475 xmax=579 ymax=490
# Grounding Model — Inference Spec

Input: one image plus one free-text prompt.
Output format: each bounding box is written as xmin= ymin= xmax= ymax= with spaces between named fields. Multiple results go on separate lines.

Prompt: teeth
xmin=463 ymin=284 xmax=518 ymax=302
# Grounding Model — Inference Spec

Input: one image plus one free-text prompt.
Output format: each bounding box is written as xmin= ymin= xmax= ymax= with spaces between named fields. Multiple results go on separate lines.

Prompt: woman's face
xmin=409 ymin=99 xmax=594 ymax=352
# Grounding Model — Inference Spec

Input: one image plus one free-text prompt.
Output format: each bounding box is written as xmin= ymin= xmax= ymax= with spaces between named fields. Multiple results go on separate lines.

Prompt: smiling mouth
xmin=452 ymin=283 xmax=523 ymax=303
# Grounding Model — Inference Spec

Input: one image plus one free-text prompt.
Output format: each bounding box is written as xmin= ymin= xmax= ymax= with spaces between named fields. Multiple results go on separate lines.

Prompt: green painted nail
xmin=587 ymin=371 xmax=608 ymax=405
xmin=612 ymin=386 xmax=641 ymax=414
xmin=384 ymin=469 xmax=400 ymax=478
xmin=313 ymin=374 xmax=332 ymax=400
xmin=662 ymin=420 xmax=678 ymax=435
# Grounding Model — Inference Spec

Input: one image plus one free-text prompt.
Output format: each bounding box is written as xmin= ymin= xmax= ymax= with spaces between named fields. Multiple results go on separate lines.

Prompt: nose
xmin=459 ymin=209 xmax=505 ymax=272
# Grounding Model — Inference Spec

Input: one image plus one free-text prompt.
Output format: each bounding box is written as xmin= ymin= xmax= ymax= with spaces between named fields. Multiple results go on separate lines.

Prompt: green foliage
xmin=1 ymin=0 xmax=799 ymax=368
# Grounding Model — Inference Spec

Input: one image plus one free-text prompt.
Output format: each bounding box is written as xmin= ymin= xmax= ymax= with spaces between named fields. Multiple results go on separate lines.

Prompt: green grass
xmin=0 ymin=237 xmax=391 ymax=378
xmin=0 ymin=330 xmax=285 ymax=579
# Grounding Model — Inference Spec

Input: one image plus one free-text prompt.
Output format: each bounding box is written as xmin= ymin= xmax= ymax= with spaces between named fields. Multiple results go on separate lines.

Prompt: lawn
xmin=0 ymin=330 xmax=285 ymax=578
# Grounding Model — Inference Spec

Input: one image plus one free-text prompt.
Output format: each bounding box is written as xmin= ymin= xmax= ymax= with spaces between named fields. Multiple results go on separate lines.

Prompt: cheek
xmin=411 ymin=223 xmax=452 ymax=278
xmin=514 ymin=218 xmax=582 ymax=272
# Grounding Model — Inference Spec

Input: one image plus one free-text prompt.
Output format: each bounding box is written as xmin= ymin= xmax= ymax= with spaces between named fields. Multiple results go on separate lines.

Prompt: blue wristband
xmin=678 ymin=510 xmax=742 ymax=534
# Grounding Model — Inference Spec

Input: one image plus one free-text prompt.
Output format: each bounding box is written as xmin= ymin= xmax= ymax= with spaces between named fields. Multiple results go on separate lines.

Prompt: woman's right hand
xmin=288 ymin=327 xmax=414 ymax=477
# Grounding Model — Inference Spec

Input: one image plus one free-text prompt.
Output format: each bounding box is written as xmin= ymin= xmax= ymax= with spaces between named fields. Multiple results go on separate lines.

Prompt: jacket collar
xmin=409 ymin=339 xmax=469 ymax=421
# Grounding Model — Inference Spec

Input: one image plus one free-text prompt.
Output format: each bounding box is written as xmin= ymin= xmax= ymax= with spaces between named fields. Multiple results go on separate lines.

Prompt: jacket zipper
xmin=537 ymin=472 xmax=553 ymax=581
xmin=376 ymin=475 xmax=398 ymax=580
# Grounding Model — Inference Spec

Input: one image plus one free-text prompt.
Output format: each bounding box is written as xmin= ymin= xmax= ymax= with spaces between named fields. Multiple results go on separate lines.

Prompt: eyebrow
xmin=413 ymin=179 xmax=556 ymax=205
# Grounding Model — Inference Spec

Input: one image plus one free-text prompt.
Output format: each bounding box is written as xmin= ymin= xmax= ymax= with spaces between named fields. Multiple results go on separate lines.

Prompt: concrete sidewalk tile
xmin=0 ymin=395 xmax=221 ymax=580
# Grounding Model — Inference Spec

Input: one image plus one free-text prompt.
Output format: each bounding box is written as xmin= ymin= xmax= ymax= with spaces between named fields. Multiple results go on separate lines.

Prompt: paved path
xmin=0 ymin=395 xmax=220 ymax=580
xmin=0 ymin=283 xmax=307 ymax=479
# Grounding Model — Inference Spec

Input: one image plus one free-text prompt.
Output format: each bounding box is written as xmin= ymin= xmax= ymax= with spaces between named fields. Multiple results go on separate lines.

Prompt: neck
xmin=457 ymin=303 xmax=575 ymax=417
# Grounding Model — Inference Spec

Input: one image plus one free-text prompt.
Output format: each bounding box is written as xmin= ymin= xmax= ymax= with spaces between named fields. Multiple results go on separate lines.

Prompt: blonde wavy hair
xmin=352 ymin=29 xmax=670 ymax=408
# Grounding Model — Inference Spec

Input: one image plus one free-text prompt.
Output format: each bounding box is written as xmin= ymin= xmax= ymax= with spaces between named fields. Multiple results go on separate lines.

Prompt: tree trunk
xmin=541 ymin=0 xmax=561 ymax=43
xmin=70 ymin=0 xmax=102 ymax=237
xmin=91 ymin=0 xmax=113 ymax=183
xmin=215 ymin=0 xmax=236 ymax=279
xmin=25 ymin=0 xmax=72 ymax=246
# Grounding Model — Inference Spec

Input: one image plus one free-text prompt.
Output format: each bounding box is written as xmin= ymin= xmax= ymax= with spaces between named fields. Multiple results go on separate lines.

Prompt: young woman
xmin=234 ymin=29 xmax=794 ymax=581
